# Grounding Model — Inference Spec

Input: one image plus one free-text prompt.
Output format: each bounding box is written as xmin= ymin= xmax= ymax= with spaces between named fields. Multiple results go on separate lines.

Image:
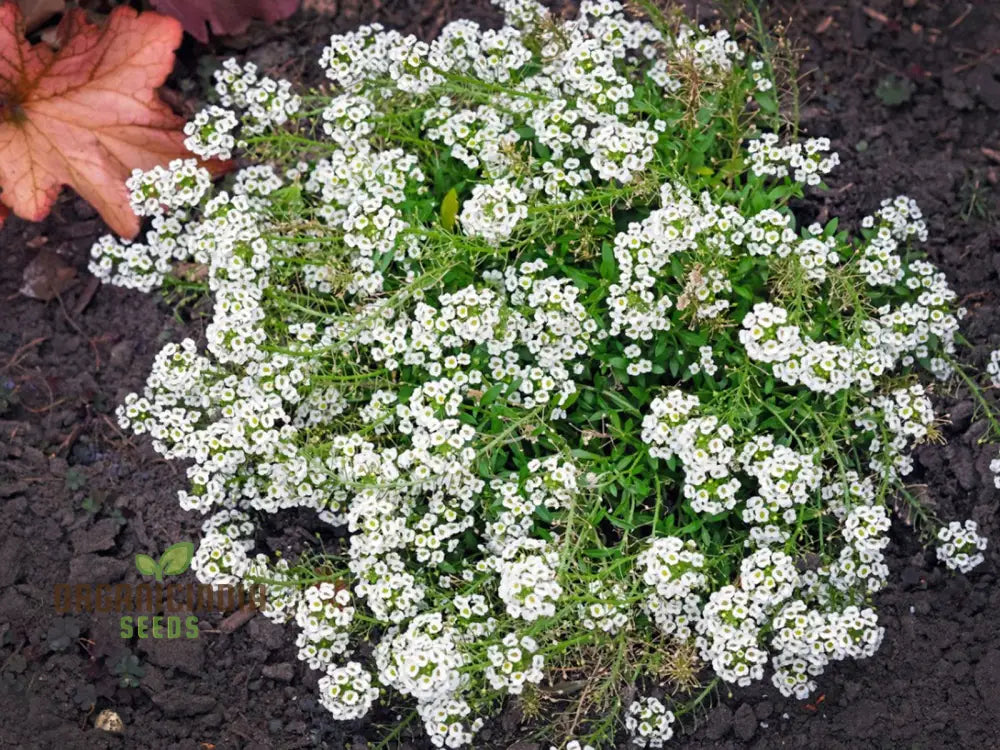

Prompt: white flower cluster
xmin=419 ymin=697 xmax=485 ymax=749
xmin=485 ymin=632 xmax=545 ymax=694
xmin=92 ymin=0 xmax=995 ymax=745
xmin=88 ymin=235 xmax=172 ymax=292
xmin=687 ymin=345 xmax=718 ymax=377
xmin=89 ymin=159 xmax=215 ymax=290
xmin=988 ymin=349 xmax=1000 ymax=386
xmin=495 ymin=539 xmax=563 ymax=621
xmin=215 ymin=59 xmax=300 ymax=136
xmin=318 ymin=661 xmax=379 ymax=720
xmin=740 ymin=436 xmax=822 ymax=545
xmin=184 ymin=105 xmax=240 ymax=161
xmin=375 ymin=613 xmax=467 ymax=703
xmin=770 ymin=602 xmax=883 ymax=699
xmin=578 ymin=579 xmax=630 ymax=634
xmin=458 ymin=179 xmax=529 ymax=245
xmin=855 ymin=384 xmax=936 ymax=480
xmin=748 ymin=133 xmax=840 ymax=185
xmin=625 ymin=696 xmax=675 ymax=748
xmin=739 ymin=302 xmax=882 ymax=394
xmin=182 ymin=60 xmax=300 ymax=161
xmin=424 ymin=100 xmax=518 ymax=175
xmin=248 ymin=555 xmax=301 ymax=624
xmin=295 ymin=583 xmax=354 ymax=670
xmin=695 ymin=585 xmax=768 ymax=686
xmin=641 ymin=391 xmax=740 ymax=514
xmin=639 ymin=536 xmax=706 ymax=639
xmin=189 ymin=509 xmax=255 ymax=586
xmin=672 ymin=25 xmax=743 ymax=74
xmin=858 ymin=195 xmax=927 ymax=286
xmin=936 ymin=520 xmax=988 ymax=573
xmin=126 ymin=159 xmax=212 ymax=218
xmin=827 ymin=504 xmax=891 ymax=594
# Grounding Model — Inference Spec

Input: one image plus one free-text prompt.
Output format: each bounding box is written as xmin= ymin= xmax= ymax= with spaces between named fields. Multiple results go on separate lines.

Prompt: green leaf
xmin=134 ymin=554 xmax=160 ymax=579
xmin=600 ymin=388 xmax=642 ymax=416
xmin=64 ymin=468 xmax=86 ymax=491
xmin=158 ymin=542 xmax=195 ymax=576
xmin=440 ymin=187 xmax=459 ymax=232
xmin=479 ymin=383 xmax=505 ymax=407
xmin=755 ymin=91 xmax=778 ymax=114
xmin=534 ymin=505 xmax=554 ymax=523
xmin=874 ymin=75 xmax=914 ymax=107
xmin=600 ymin=242 xmax=616 ymax=281
xmin=376 ymin=248 xmax=395 ymax=272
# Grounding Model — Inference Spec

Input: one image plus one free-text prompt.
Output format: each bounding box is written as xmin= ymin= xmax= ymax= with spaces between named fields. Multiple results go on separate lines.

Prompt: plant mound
xmin=90 ymin=0 xmax=994 ymax=746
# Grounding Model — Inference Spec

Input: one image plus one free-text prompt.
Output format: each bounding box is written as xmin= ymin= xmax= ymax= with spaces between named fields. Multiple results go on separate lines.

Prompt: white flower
xmin=936 ymin=520 xmax=988 ymax=573
xmin=987 ymin=349 xmax=1000 ymax=387
xmin=625 ymin=696 xmax=675 ymax=748
xmin=374 ymin=613 xmax=467 ymax=703
xmin=495 ymin=540 xmax=563 ymax=621
xmin=485 ymin=632 xmax=545 ymax=694
xmin=318 ymin=662 xmax=379 ymax=720
xmin=458 ymin=179 xmax=529 ymax=245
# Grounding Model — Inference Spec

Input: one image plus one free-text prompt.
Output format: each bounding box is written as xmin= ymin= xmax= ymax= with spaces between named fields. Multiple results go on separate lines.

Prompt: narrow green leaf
xmin=600 ymin=242 xmax=616 ymax=281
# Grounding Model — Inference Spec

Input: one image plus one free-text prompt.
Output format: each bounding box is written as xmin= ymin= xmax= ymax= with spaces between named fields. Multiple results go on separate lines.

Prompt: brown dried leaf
xmin=20 ymin=248 xmax=76 ymax=300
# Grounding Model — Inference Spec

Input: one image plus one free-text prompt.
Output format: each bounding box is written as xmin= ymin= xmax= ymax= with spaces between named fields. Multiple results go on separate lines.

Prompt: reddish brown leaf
xmin=0 ymin=5 xmax=213 ymax=238
xmin=151 ymin=0 xmax=300 ymax=43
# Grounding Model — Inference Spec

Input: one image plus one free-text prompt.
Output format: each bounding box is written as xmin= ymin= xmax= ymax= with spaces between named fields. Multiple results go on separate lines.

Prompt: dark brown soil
xmin=1 ymin=1 xmax=998 ymax=749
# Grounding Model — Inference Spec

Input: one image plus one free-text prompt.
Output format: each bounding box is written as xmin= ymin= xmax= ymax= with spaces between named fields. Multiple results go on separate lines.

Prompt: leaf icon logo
xmin=135 ymin=542 xmax=195 ymax=581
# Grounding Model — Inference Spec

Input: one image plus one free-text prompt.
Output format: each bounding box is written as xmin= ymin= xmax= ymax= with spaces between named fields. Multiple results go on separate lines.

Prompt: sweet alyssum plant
xmin=89 ymin=0 xmax=997 ymax=746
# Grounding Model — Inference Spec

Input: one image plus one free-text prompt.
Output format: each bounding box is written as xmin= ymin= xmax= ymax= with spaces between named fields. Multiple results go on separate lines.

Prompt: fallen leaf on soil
xmin=0 ymin=5 xmax=210 ymax=238
xmin=15 ymin=0 xmax=64 ymax=32
xmin=150 ymin=0 xmax=300 ymax=43
xmin=20 ymin=248 xmax=76 ymax=300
